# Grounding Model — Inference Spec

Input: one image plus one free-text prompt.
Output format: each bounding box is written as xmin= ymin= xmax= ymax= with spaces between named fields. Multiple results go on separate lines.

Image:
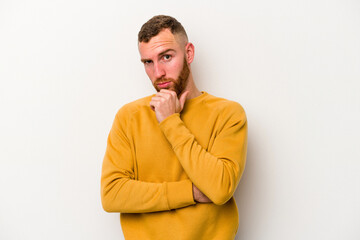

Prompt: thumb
xmin=179 ymin=91 xmax=189 ymax=110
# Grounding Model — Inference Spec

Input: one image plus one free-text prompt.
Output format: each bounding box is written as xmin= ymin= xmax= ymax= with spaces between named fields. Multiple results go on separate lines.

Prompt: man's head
xmin=138 ymin=15 xmax=188 ymax=46
xmin=138 ymin=15 xmax=194 ymax=96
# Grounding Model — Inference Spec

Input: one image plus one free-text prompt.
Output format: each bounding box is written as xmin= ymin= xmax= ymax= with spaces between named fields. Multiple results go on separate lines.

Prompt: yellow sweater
xmin=101 ymin=92 xmax=247 ymax=240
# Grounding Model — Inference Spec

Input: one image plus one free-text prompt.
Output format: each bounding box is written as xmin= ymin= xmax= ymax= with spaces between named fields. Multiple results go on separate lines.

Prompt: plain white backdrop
xmin=0 ymin=0 xmax=359 ymax=239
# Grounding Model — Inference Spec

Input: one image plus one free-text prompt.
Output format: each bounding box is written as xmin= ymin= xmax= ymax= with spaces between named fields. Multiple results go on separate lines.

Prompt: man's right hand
xmin=193 ymin=184 xmax=212 ymax=203
xmin=149 ymin=90 xmax=189 ymax=123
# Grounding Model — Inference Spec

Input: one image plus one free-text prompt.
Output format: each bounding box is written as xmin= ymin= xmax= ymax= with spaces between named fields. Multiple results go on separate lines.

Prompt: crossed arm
xmin=101 ymin=90 xmax=247 ymax=213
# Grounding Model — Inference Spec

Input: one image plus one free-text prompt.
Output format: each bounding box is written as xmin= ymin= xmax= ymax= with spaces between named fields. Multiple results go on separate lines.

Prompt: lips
xmin=157 ymin=81 xmax=171 ymax=88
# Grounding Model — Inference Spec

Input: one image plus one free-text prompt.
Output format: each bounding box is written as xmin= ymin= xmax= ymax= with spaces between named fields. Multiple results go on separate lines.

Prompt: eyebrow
xmin=141 ymin=49 xmax=176 ymax=63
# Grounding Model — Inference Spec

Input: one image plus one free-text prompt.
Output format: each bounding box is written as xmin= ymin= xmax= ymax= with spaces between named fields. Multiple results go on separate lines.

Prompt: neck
xmin=183 ymin=73 xmax=201 ymax=99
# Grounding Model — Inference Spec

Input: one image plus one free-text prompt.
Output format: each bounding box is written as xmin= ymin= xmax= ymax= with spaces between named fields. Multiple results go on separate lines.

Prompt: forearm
xmin=101 ymin=173 xmax=195 ymax=213
xmin=159 ymin=113 xmax=247 ymax=205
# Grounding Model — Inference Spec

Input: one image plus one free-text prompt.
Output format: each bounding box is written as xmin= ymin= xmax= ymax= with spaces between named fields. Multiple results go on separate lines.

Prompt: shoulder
xmin=202 ymin=93 xmax=246 ymax=120
xmin=115 ymin=95 xmax=154 ymax=121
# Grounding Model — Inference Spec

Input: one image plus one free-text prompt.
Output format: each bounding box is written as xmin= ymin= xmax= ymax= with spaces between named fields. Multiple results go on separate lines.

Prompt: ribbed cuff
xmin=166 ymin=179 xmax=196 ymax=209
xmin=159 ymin=113 xmax=191 ymax=149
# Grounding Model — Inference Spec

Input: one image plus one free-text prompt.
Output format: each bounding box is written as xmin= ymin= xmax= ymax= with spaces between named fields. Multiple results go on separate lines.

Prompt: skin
xmin=138 ymin=28 xmax=201 ymax=120
xmin=138 ymin=28 xmax=211 ymax=203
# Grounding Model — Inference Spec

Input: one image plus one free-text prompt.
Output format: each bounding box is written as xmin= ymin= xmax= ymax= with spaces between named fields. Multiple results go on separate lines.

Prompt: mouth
xmin=157 ymin=81 xmax=172 ymax=88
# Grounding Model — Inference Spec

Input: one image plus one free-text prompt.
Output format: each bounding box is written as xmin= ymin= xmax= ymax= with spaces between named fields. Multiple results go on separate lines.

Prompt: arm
xmin=159 ymin=105 xmax=247 ymax=205
xmin=100 ymin=109 xmax=196 ymax=213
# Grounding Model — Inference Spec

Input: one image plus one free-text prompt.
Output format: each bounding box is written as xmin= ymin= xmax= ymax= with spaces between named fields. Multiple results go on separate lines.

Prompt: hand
xmin=149 ymin=90 xmax=189 ymax=123
xmin=193 ymin=184 xmax=212 ymax=203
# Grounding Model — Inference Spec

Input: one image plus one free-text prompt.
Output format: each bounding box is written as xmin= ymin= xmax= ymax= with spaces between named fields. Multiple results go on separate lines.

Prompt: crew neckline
xmin=185 ymin=91 xmax=207 ymax=104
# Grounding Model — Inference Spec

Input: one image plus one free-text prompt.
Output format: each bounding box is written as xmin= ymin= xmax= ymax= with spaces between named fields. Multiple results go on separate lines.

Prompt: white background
xmin=1 ymin=0 xmax=359 ymax=239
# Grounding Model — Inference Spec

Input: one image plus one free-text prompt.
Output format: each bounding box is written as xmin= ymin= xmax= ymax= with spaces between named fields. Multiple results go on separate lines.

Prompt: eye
xmin=163 ymin=55 xmax=171 ymax=61
xmin=143 ymin=60 xmax=152 ymax=65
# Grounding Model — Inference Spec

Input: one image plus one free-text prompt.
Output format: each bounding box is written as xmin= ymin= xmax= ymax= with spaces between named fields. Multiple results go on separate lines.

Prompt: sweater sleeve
xmin=101 ymin=109 xmax=196 ymax=213
xmin=159 ymin=104 xmax=247 ymax=205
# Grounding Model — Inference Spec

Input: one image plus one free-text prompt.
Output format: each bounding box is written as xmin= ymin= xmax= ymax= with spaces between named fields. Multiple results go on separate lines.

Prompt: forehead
xmin=138 ymin=29 xmax=182 ymax=59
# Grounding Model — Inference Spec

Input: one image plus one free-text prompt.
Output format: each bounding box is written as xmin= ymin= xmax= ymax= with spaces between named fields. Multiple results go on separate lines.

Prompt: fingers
xmin=179 ymin=91 xmax=189 ymax=109
xmin=192 ymin=184 xmax=212 ymax=203
xmin=151 ymin=90 xmax=189 ymax=114
xmin=150 ymin=96 xmax=163 ymax=102
xmin=149 ymin=100 xmax=156 ymax=111
xmin=149 ymin=91 xmax=178 ymax=122
xmin=150 ymin=96 xmax=165 ymax=111
xmin=156 ymin=89 xmax=177 ymax=99
xmin=149 ymin=95 xmax=172 ymax=110
xmin=149 ymin=89 xmax=187 ymax=121
xmin=151 ymin=90 xmax=177 ymax=110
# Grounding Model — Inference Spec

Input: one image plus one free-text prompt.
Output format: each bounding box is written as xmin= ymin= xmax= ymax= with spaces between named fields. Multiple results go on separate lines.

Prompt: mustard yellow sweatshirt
xmin=101 ymin=92 xmax=247 ymax=240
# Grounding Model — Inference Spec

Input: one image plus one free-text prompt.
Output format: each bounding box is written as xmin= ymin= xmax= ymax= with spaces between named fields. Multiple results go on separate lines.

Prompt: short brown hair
xmin=138 ymin=15 xmax=188 ymax=43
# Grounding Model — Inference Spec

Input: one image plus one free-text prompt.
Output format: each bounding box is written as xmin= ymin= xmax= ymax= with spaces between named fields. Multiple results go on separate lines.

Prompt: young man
xmin=101 ymin=15 xmax=248 ymax=240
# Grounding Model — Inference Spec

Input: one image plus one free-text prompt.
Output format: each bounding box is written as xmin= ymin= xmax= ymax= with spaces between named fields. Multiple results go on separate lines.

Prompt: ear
xmin=185 ymin=42 xmax=195 ymax=64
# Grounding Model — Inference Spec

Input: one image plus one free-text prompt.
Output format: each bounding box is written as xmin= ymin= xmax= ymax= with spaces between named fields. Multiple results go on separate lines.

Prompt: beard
xmin=153 ymin=57 xmax=190 ymax=96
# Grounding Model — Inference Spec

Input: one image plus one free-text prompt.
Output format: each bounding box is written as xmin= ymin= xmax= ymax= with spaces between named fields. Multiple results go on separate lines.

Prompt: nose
xmin=153 ymin=62 xmax=165 ymax=79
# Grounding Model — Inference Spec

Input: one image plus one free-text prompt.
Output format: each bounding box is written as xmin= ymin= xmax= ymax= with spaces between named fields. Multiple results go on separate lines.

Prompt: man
xmin=101 ymin=15 xmax=247 ymax=240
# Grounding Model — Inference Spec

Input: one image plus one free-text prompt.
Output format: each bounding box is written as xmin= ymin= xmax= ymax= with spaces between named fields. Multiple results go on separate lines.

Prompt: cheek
xmin=144 ymin=67 xmax=153 ymax=78
xmin=167 ymin=61 xmax=182 ymax=76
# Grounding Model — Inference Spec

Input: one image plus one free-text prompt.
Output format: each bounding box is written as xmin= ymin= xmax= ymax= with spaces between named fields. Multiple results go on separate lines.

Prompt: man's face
xmin=138 ymin=29 xmax=190 ymax=96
